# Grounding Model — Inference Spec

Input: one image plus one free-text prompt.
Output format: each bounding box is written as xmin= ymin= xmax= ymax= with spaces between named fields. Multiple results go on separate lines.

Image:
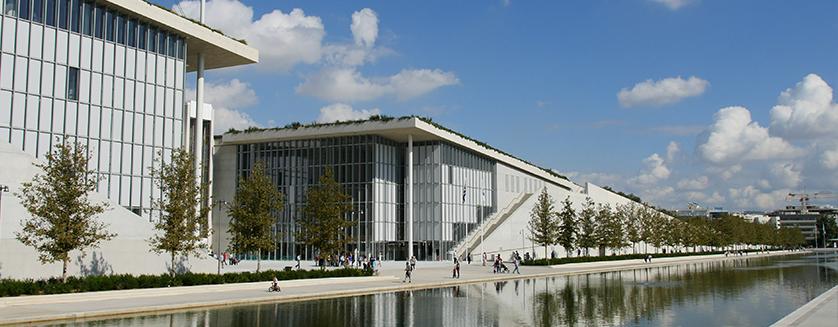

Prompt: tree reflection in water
xmin=46 ymin=254 xmax=837 ymax=327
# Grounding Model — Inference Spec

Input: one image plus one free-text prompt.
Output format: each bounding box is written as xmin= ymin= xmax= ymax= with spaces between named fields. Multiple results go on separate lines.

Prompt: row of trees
xmin=528 ymin=189 xmax=806 ymax=259
xmin=17 ymin=140 xmax=355 ymax=281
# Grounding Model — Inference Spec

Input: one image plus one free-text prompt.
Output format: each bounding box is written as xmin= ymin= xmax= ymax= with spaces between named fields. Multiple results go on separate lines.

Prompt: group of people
xmin=312 ymin=252 xmax=386 ymax=270
xmin=491 ymin=251 xmax=521 ymax=274
xmin=213 ymin=251 xmax=239 ymax=267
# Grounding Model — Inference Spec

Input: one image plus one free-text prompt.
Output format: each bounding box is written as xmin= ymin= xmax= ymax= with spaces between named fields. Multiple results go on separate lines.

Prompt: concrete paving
xmin=0 ymin=251 xmax=805 ymax=325
xmin=771 ymin=285 xmax=838 ymax=327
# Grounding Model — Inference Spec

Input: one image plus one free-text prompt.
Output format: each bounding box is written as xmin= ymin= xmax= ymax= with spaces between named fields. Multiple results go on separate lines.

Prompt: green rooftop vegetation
xmin=144 ymin=0 xmax=249 ymax=45
xmin=224 ymin=115 xmax=569 ymax=181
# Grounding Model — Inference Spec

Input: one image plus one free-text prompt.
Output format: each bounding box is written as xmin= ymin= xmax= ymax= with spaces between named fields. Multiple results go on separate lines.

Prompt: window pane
xmin=82 ymin=1 xmax=91 ymax=35
xmin=116 ymin=14 xmax=124 ymax=44
xmin=168 ymin=34 xmax=175 ymax=57
xmin=148 ymin=28 xmax=156 ymax=52
xmin=19 ymin=0 xmax=30 ymax=19
xmin=127 ymin=19 xmax=135 ymax=47
xmin=46 ymin=0 xmax=56 ymax=26
xmin=94 ymin=5 xmax=102 ymax=38
xmin=177 ymin=38 xmax=184 ymax=59
xmin=33 ymin=0 xmax=43 ymax=23
xmin=138 ymin=23 xmax=146 ymax=49
xmin=4 ymin=0 xmax=17 ymax=16
xmin=157 ymin=31 xmax=165 ymax=55
xmin=58 ymin=0 xmax=67 ymax=29
xmin=67 ymin=67 xmax=79 ymax=100
xmin=71 ymin=0 xmax=80 ymax=32
xmin=105 ymin=10 xmax=114 ymax=41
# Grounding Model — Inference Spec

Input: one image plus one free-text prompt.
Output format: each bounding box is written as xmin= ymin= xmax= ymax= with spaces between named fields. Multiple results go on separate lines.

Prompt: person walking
xmin=467 ymin=252 xmax=472 ymax=265
xmin=295 ymin=254 xmax=301 ymax=270
xmin=403 ymin=261 xmax=413 ymax=283
xmin=453 ymin=258 xmax=461 ymax=278
xmin=512 ymin=256 xmax=520 ymax=274
xmin=482 ymin=252 xmax=487 ymax=266
xmin=410 ymin=256 xmax=417 ymax=270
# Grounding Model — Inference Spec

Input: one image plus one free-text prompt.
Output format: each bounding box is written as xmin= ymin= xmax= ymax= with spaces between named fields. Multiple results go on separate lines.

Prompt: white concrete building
xmin=0 ymin=0 xmax=257 ymax=279
xmin=213 ymin=117 xmax=651 ymax=262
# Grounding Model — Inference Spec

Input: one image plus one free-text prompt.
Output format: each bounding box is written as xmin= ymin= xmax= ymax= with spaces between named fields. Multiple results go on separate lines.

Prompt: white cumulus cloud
xmin=186 ymin=79 xmax=259 ymax=133
xmin=822 ymin=148 xmax=838 ymax=170
xmin=666 ymin=141 xmax=680 ymax=162
xmin=697 ymin=106 xmax=802 ymax=164
xmin=175 ymin=0 xmax=325 ymax=71
xmin=769 ymin=74 xmax=838 ymax=139
xmin=316 ymin=103 xmax=381 ymax=123
xmin=618 ymin=76 xmax=708 ymax=107
xmin=351 ymin=8 xmax=378 ymax=48
xmin=677 ymin=176 xmax=709 ymax=190
xmin=296 ymin=68 xmax=459 ymax=102
xmin=631 ymin=153 xmax=671 ymax=185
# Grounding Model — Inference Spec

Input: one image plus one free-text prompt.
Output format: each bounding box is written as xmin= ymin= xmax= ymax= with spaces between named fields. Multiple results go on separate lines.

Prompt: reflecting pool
xmin=45 ymin=253 xmax=838 ymax=327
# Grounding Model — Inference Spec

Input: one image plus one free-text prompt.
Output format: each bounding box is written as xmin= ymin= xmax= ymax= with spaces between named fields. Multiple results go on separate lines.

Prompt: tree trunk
xmin=62 ymin=257 xmax=69 ymax=283
xmin=544 ymin=245 xmax=549 ymax=261
xmin=170 ymin=252 xmax=176 ymax=277
xmin=257 ymin=249 xmax=262 ymax=273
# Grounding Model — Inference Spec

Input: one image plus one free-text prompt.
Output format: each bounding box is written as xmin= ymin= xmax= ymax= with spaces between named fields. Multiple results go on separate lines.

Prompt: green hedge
xmin=0 ymin=268 xmax=372 ymax=297
xmin=522 ymin=249 xmax=767 ymax=266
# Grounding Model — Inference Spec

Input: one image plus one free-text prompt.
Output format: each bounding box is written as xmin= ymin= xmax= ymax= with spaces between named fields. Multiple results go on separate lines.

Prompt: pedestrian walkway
xmin=0 ymin=251 xmax=801 ymax=326
xmin=771 ymin=285 xmax=838 ymax=327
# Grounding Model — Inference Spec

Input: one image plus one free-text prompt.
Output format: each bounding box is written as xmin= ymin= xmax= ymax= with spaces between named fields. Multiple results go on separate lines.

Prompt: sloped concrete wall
xmin=0 ymin=142 xmax=216 ymax=280
xmin=474 ymin=162 xmax=657 ymax=261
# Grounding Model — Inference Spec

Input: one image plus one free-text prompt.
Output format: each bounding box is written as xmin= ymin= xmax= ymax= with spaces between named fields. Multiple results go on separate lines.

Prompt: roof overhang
xmin=105 ymin=0 xmax=259 ymax=71
xmin=220 ymin=118 xmax=576 ymax=190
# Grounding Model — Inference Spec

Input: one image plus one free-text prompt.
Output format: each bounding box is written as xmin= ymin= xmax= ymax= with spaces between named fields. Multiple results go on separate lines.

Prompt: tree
xmin=592 ymin=203 xmax=624 ymax=255
xmin=528 ymin=188 xmax=558 ymax=259
xmin=622 ymin=204 xmax=643 ymax=254
xmin=577 ymin=198 xmax=597 ymax=256
xmin=297 ymin=167 xmax=352 ymax=265
xmin=646 ymin=211 xmax=668 ymax=253
xmin=556 ymin=196 xmax=577 ymax=258
xmin=227 ymin=161 xmax=284 ymax=273
xmin=816 ymin=215 xmax=838 ymax=248
xmin=15 ymin=140 xmax=115 ymax=282
xmin=599 ymin=204 xmax=627 ymax=255
xmin=149 ymin=149 xmax=210 ymax=276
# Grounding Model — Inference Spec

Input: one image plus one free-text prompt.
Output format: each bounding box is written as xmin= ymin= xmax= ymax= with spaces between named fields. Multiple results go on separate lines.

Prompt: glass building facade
xmin=234 ymin=135 xmax=497 ymax=261
xmin=0 ymin=0 xmax=188 ymax=220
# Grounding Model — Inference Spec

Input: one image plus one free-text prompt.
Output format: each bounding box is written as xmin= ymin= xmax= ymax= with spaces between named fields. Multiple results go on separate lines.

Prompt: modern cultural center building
xmin=0 ymin=0 xmax=257 ymax=279
xmin=214 ymin=117 xmax=641 ymax=262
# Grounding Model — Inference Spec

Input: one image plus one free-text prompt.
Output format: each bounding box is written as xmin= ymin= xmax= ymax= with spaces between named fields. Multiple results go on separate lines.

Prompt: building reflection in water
xmin=45 ymin=254 xmax=837 ymax=327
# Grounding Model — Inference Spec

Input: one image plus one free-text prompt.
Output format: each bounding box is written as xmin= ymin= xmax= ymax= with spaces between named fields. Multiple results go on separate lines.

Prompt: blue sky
xmin=162 ymin=0 xmax=838 ymax=211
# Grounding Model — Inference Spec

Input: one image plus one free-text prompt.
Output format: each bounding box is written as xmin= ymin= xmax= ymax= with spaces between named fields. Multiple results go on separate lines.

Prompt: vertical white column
xmin=407 ymin=134 xmax=414 ymax=260
xmin=197 ymin=0 xmax=208 ymax=244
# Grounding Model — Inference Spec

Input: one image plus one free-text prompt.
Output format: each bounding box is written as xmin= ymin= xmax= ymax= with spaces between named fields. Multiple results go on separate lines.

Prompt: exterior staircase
xmin=452 ymin=193 xmax=533 ymax=259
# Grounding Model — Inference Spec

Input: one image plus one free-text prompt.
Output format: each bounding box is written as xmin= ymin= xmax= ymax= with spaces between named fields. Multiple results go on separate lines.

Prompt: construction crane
xmin=786 ymin=192 xmax=837 ymax=214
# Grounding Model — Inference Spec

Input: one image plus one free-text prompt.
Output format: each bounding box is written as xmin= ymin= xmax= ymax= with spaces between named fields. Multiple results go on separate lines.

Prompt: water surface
xmin=45 ymin=253 xmax=838 ymax=327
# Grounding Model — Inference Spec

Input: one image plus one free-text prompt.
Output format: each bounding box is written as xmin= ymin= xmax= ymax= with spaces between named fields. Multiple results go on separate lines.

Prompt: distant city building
xmin=769 ymin=206 xmax=838 ymax=242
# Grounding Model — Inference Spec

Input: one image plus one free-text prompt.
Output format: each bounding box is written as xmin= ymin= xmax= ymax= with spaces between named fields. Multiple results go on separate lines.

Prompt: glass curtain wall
xmin=236 ymin=135 xmax=403 ymax=260
xmin=412 ymin=141 xmax=496 ymax=260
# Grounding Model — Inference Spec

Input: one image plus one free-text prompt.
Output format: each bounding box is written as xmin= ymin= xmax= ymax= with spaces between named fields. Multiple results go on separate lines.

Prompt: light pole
xmin=0 ymin=184 xmax=9 ymax=241
xmin=214 ymin=200 xmax=229 ymax=275
xmin=480 ymin=191 xmax=485 ymax=258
